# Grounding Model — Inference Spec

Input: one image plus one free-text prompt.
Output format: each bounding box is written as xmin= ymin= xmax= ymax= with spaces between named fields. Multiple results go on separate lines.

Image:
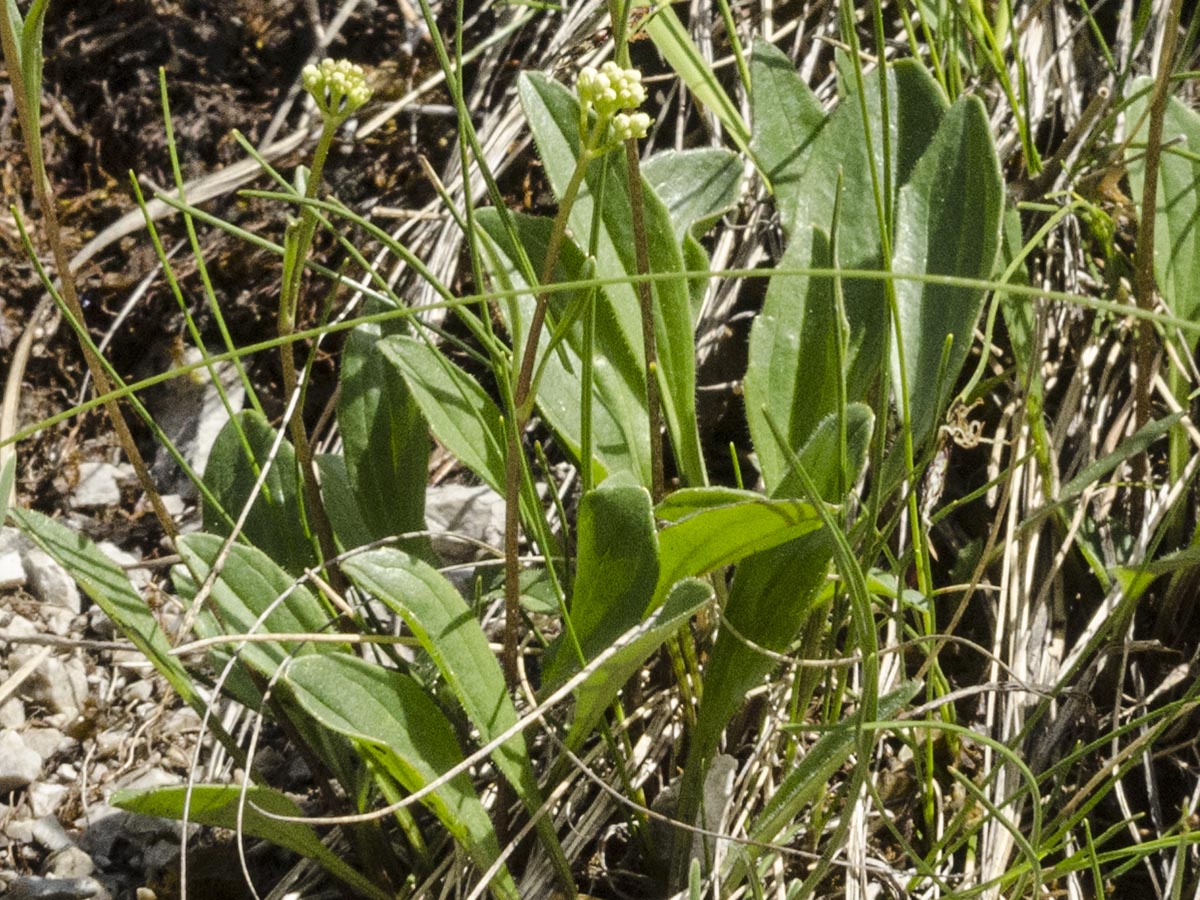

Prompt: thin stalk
xmin=278 ymin=116 xmax=345 ymax=592
xmin=503 ymin=149 xmax=593 ymax=689
xmin=1133 ymin=0 xmax=1185 ymax=519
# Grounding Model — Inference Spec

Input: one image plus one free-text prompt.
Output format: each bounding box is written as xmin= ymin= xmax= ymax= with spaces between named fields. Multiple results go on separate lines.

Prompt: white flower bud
xmin=303 ymin=58 xmax=372 ymax=120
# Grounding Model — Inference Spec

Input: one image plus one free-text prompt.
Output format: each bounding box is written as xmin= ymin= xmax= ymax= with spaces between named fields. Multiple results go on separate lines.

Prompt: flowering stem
xmin=502 ymin=147 xmax=591 ymax=689
xmin=280 ymin=59 xmax=371 ymax=593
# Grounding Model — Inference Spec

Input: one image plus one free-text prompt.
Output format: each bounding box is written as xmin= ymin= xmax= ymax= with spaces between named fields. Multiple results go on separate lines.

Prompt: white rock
xmin=28 ymin=814 xmax=72 ymax=852
xmin=69 ymin=461 xmax=125 ymax=509
xmin=149 ymin=349 xmax=246 ymax=498
xmin=26 ymin=656 xmax=89 ymax=720
xmin=20 ymin=546 xmax=82 ymax=615
xmin=28 ymin=782 xmax=69 ymax=817
xmin=85 ymin=606 xmax=115 ymax=641
xmin=425 ymin=483 xmax=507 ymax=561
xmin=22 ymin=727 xmax=66 ymax=761
xmin=122 ymin=680 xmax=154 ymax=704
xmin=42 ymin=608 xmax=78 ymax=638
xmin=0 ymin=730 xmax=42 ymax=791
xmin=44 ymin=845 xmax=95 ymax=879
xmin=96 ymin=542 xmax=149 ymax=591
xmin=0 ymin=546 xmax=25 ymax=588
xmin=0 ymin=695 xmax=26 ymax=729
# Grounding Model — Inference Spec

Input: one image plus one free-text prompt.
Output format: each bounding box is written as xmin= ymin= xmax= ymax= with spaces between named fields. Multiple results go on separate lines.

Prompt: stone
xmin=0 ymin=544 xmax=25 ymax=588
xmin=69 ymin=462 xmax=123 ymax=510
xmin=20 ymin=546 xmax=81 ymax=615
xmin=85 ymin=605 xmax=114 ymax=641
xmin=0 ymin=528 xmax=28 ymax=592
xmin=28 ymin=782 xmax=69 ymax=817
xmin=44 ymin=845 xmax=96 ymax=879
xmin=23 ymin=727 xmax=67 ymax=761
xmin=26 ymin=656 xmax=89 ymax=719
xmin=0 ymin=695 xmax=27 ymax=728
xmin=96 ymin=543 xmax=149 ymax=591
xmin=425 ymin=483 xmax=507 ymax=562
xmin=149 ymin=348 xmax=246 ymax=498
xmin=0 ymin=728 xmax=42 ymax=791
xmin=4 ymin=876 xmax=101 ymax=900
xmin=122 ymin=680 xmax=153 ymax=704
xmin=28 ymin=814 xmax=72 ymax=852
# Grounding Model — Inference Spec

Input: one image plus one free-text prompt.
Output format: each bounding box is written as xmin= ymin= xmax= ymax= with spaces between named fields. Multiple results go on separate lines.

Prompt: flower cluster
xmin=577 ymin=61 xmax=652 ymax=146
xmin=302 ymin=58 xmax=372 ymax=121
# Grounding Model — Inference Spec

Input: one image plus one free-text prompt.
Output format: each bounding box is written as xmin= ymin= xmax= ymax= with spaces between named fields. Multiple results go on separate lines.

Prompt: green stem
xmin=278 ymin=117 xmax=345 ymax=592
xmin=504 ymin=147 xmax=593 ymax=688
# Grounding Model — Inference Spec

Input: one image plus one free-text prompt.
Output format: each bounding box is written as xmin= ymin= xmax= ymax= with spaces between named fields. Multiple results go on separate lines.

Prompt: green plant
xmin=6 ymin=1 xmax=1200 ymax=898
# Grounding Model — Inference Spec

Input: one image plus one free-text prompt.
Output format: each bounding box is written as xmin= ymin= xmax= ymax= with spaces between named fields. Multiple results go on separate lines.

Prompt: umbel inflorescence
xmin=576 ymin=61 xmax=652 ymax=150
xmin=302 ymin=58 xmax=372 ymax=122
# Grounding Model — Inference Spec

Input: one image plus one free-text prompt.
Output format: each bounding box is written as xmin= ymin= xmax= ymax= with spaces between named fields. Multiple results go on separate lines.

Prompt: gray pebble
xmin=0 ymin=729 xmax=43 ymax=791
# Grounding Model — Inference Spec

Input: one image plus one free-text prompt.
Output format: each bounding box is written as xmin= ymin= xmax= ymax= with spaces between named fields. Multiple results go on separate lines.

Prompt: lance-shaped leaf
xmin=284 ymin=653 xmax=519 ymax=900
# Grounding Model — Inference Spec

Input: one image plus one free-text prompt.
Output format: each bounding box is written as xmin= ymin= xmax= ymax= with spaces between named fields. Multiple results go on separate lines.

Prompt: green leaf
xmin=518 ymin=71 xmax=706 ymax=486
xmin=679 ymin=406 xmax=873 ymax=811
xmin=315 ymin=453 xmax=375 ymax=552
xmin=13 ymin=508 xmax=201 ymax=710
xmin=642 ymin=4 xmax=751 ymax=157
xmin=744 ymin=227 xmax=850 ymax=492
xmin=476 ymin=208 xmax=652 ymax=487
xmin=653 ymin=487 xmax=825 ymax=609
xmin=1127 ymin=76 xmax=1200 ymax=342
xmin=891 ymin=94 xmax=1003 ymax=444
xmin=202 ymin=410 xmax=316 ymax=574
xmin=1113 ymin=543 xmax=1200 ymax=602
xmin=749 ymin=40 xmax=827 ymax=210
xmin=337 ymin=324 xmax=431 ymax=557
xmin=723 ymin=680 xmax=922 ymax=890
xmin=563 ymin=577 xmax=713 ymax=752
xmin=378 ymin=334 xmax=507 ymax=494
xmin=283 ymin=653 xmax=519 ymax=900
xmin=341 ymin=549 xmax=545 ymax=817
xmin=542 ymin=483 xmax=658 ymax=688
xmin=641 ymin=148 xmax=743 ymax=243
xmin=0 ymin=453 xmax=15 ymax=524
xmin=111 ymin=784 xmax=390 ymax=900
xmin=175 ymin=532 xmax=335 ymax=679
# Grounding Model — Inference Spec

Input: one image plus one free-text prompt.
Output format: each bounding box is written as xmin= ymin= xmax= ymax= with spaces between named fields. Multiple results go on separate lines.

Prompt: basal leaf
xmin=476 ymin=208 xmax=651 ymax=487
xmin=641 ymin=148 xmax=743 ymax=243
xmin=284 ymin=653 xmax=519 ymax=900
xmin=338 ymin=324 xmax=431 ymax=557
xmin=542 ymin=483 xmax=658 ymax=688
xmin=175 ymin=532 xmax=335 ymax=679
xmin=563 ymin=578 xmax=713 ymax=752
xmin=111 ymin=784 xmax=390 ymax=900
xmin=653 ymin=487 xmax=825 ymax=610
xmin=13 ymin=508 xmax=200 ymax=710
xmin=1127 ymin=76 xmax=1200 ymax=341
xmin=315 ymin=453 xmax=375 ymax=552
xmin=341 ymin=550 xmax=549 ymax=827
xmin=202 ymin=410 xmax=316 ymax=574
xmin=891 ymin=94 xmax=1003 ymax=444
xmin=378 ymin=334 xmax=506 ymax=494
xmin=749 ymin=40 xmax=827 ymax=226
xmin=679 ymin=406 xmax=874 ymax=816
